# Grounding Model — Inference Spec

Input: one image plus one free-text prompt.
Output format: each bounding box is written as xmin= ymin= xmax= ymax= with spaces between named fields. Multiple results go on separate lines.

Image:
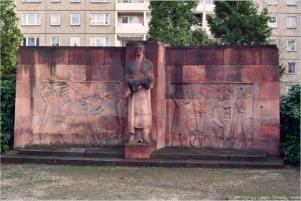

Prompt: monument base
xmin=125 ymin=143 xmax=156 ymax=159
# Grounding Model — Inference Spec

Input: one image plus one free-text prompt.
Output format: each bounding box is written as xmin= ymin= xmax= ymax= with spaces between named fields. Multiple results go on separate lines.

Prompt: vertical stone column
xmin=124 ymin=41 xmax=166 ymax=158
xmin=14 ymin=49 xmax=35 ymax=148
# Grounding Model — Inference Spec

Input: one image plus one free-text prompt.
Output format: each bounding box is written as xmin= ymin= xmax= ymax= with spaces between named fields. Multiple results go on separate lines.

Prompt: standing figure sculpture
xmin=125 ymin=44 xmax=154 ymax=144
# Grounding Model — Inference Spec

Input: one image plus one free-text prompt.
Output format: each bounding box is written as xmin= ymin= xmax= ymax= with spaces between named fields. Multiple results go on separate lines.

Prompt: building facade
xmin=256 ymin=0 xmax=301 ymax=93
xmin=16 ymin=0 xmax=214 ymax=47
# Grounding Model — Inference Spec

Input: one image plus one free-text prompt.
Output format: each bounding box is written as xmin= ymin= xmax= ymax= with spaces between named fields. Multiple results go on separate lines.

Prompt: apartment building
xmin=256 ymin=0 xmax=301 ymax=93
xmin=16 ymin=0 xmax=214 ymax=47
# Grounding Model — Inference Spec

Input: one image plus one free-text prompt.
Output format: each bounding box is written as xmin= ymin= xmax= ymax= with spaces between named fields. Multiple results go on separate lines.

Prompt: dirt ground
xmin=1 ymin=164 xmax=300 ymax=200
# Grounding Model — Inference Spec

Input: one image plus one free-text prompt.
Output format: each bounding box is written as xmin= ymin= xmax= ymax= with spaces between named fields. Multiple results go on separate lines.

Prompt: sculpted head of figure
xmin=135 ymin=43 xmax=145 ymax=57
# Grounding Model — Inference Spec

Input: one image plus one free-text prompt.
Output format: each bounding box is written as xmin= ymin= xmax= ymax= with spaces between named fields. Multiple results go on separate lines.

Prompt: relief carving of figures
xmin=36 ymin=81 xmax=124 ymax=145
xmin=170 ymin=85 xmax=207 ymax=148
xmin=125 ymin=44 xmax=154 ymax=144
xmin=169 ymin=83 xmax=254 ymax=150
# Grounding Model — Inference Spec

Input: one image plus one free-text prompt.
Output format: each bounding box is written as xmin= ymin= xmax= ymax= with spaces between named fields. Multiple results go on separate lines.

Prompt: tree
xmin=148 ymin=1 xmax=212 ymax=46
xmin=280 ymin=85 xmax=300 ymax=164
xmin=207 ymin=0 xmax=271 ymax=45
xmin=0 ymin=0 xmax=23 ymax=152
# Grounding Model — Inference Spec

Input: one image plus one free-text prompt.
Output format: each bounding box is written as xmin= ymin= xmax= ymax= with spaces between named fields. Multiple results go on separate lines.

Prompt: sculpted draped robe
xmin=125 ymin=57 xmax=154 ymax=134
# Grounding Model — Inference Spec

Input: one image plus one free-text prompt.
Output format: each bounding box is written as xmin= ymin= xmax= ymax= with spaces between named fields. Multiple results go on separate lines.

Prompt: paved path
xmin=1 ymin=164 xmax=300 ymax=200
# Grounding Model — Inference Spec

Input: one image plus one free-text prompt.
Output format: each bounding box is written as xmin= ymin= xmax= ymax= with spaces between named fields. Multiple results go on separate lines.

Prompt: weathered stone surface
xmin=15 ymin=44 xmax=280 ymax=156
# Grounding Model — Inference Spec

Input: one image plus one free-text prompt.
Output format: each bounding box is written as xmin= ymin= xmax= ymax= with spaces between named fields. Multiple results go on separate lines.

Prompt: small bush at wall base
xmin=0 ymin=75 xmax=16 ymax=153
xmin=280 ymin=84 xmax=300 ymax=164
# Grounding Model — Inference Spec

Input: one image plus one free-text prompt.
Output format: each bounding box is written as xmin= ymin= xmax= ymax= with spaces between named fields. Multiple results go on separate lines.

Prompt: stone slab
xmin=124 ymin=143 xmax=156 ymax=159
xmin=1 ymin=151 xmax=284 ymax=169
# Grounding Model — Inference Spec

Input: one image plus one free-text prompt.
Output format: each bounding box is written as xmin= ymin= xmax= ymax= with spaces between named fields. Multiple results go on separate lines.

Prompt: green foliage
xmin=207 ymin=0 xmax=271 ymax=45
xmin=149 ymin=1 xmax=213 ymax=46
xmin=191 ymin=28 xmax=214 ymax=46
xmin=1 ymin=0 xmax=22 ymax=152
xmin=280 ymin=85 xmax=300 ymax=164
xmin=279 ymin=64 xmax=286 ymax=79
xmin=1 ymin=0 xmax=23 ymax=76
xmin=0 ymin=75 xmax=16 ymax=153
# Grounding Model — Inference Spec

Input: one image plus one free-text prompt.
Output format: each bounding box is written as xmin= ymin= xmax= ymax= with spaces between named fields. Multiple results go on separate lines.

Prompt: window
xmin=268 ymin=16 xmax=277 ymax=28
xmin=288 ymin=62 xmax=296 ymax=74
xmin=90 ymin=37 xmax=109 ymax=46
xmin=51 ymin=37 xmax=60 ymax=46
xmin=70 ymin=14 xmax=80 ymax=25
xmin=91 ymin=14 xmax=110 ymax=25
xmin=22 ymin=0 xmax=41 ymax=2
xmin=287 ymin=39 xmax=297 ymax=51
xmin=21 ymin=14 xmax=41 ymax=25
xmin=267 ymin=0 xmax=277 ymax=5
xmin=70 ymin=37 xmax=80 ymax=46
xmin=23 ymin=37 xmax=39 ymax=46
xmin=51 ymin=14 xmax=60 ymax=26
xmin=287 ymin=0 xmax=297 ymax=5
xmin=287 ymin=16 xmax=297 ymax=28
xmin=121 ymin=16 xmax=139 ymax=24
xmin=71 ymin=0 xmax=80 ymax=2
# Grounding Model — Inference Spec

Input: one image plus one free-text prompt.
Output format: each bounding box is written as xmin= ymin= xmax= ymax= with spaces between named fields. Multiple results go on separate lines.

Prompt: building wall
xmin=256 ymin=0 xmax=301 ymax=93
xmin=17 ymin=0 xmax=116 ymax=46
xmin=16 ymin=0 xmax=214 ymax=47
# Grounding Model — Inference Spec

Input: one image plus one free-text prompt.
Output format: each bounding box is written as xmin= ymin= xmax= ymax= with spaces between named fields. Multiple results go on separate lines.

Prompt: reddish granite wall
xmin=14 ymin=43 xmax=280 ymax=155
xmin=14 ymin=47 xmax=126 ymax=147
xmin=165 ymin=46 xmax=280 ymax=155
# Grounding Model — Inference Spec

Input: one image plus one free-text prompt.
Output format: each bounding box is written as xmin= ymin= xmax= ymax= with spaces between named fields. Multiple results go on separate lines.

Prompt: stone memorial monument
xmin=13 ymin=41 xmax=281 ymax=162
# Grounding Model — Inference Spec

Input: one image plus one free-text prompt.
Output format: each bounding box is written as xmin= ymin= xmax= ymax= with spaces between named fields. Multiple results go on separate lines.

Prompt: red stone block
xmin=86 ymin=48 xmax=105 ymax=65
xmin=241 ymin=65 xmax=275 ymax=83
xmin=16 ymin=65 xmax=24 ymax=80
xmin=34 ymin=64 xmax=51 ymax=80
xmin=55 ymin=64 xmax=86 ymax=81
xmin=166 ymin=48 xmax=186 ymax=65
xmin=183 ymin=65 xmax=205 ymax=82
xmin=260 ymin=124 xmax=280 ymax=137
xmin=104 ymin=48 xmax=125 ymax=65
xmin=224 ymin=47 xmax=240 ymax=65
xmin=253 ymin=100 xmax=280 ymax=121
xmin=67 ymin=48 xmax=88 ymax=65
xmin=251 ymin=137 xmax=268 ymax=153
xmin=205 ymin=65 xmax=224 ymax=81
xmin=185 ymin=47 xmax=224 ymax=65
xmin=18 ymin=48 xmax=35 ymax=65
xmin=106 ymin=65 xmax=124 ymax=81
xmin=222 ymin=65 xmax=242 ymax=82
xmin=258 ymin=82 xmax=280 ymax=100
xmin=40 ymin=134 xmax=51 ymax=145
xmin=50 ymin=134 xmax=64 ymax=144
xmin=50 ymin=48 xmax=68 ymax=65
xmin=13 ymin=133 xmax=24 ymax=149
xmin=239 ymin=47 xmax=261 ymax=65
xmin=86 ymin=65 xmax=124 ymax=81
xmin=22 ymin=64 xmax=36 ymax=80
xmin=261 ymin=46 xmax=278 ymax=65
xmin=125 ymin=143 xmax=156 ymax=159
xmin=267 ymin=138 xmax=280 ymax=156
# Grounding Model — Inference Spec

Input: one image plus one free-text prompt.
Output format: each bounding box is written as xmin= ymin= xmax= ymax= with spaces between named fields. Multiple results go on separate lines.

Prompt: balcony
xmin=116 ymin=0 xmax=149 ymax=11
xmin=116 ymin=23 xmax=146 ymax=34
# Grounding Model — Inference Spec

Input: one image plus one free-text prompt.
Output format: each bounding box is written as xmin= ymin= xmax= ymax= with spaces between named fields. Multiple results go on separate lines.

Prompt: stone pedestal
xmin=124 ymin=143 xmax=156 ymax=159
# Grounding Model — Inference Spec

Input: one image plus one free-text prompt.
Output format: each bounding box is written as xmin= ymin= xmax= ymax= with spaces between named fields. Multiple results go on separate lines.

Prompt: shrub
xmin=280 ymin=84 xmax=300 ymax=164
xmin=0 ymin=75 xmax=16 ymax=153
